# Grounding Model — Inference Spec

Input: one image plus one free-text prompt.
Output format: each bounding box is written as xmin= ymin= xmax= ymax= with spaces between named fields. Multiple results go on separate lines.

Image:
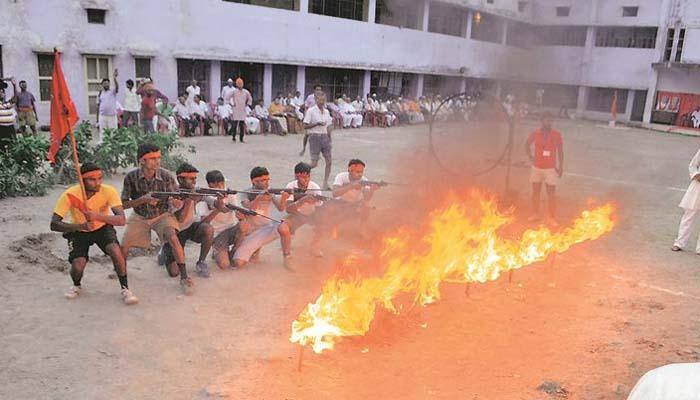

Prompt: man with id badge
xmin=525 ymin=113 xmax=564 ymax=226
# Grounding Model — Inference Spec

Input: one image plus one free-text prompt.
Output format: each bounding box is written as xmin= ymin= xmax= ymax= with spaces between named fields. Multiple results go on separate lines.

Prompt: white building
xmin=0 ymin=0 xmax=698 ymax=127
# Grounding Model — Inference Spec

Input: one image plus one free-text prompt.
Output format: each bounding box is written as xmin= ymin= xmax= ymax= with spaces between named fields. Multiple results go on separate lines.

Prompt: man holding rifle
xmin=120 ymin=144 xmax=195 ymax=295
xmin=233 ymin=166 xmax=293 ymax=270
xmin=157 ymin=163 xmax=215 ymax=279
xmin=279 ymin=162 xmax=326 ymax=258
xmin=50 ymin=163 xmax=138 ymax=305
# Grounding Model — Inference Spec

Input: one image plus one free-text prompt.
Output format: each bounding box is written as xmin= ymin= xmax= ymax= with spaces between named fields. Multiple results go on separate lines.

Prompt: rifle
xmin=195 ymin=187 xmax=248 ymax=196
xmin=150 ymin=191 xmax=205 ymax=201
xmin=224 ymin=204 xmax=282 ymax=224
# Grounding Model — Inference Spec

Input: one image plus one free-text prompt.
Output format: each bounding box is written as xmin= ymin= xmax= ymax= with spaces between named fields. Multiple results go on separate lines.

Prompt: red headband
xmin=140 ymin=150 xmax=161 ymax=161
xmin=81 ymin=170 xmax=103 ymax=179
xmin=177 ymin=172 xmax=198 ymax=179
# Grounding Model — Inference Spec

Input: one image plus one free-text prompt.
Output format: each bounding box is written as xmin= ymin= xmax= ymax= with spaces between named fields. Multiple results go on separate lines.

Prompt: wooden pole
xmin=297 ymin=345 xmax=304 ymax=372
xmin=68 ymin=129 xmax=87 ymax=203
xmin=508 ymin=269 xmax=513 ymax=283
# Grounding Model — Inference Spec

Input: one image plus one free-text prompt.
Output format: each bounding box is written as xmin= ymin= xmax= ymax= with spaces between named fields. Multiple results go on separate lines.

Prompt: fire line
xmin=290 ymin=193 xmax=616 ymax=354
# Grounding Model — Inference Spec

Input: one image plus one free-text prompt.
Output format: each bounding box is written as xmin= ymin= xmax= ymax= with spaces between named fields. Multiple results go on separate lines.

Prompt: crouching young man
xmin=121 ymin=144 xmax=194 ymax=295
xmin=231 ymin=167 xmax=291 ymax=269
xmin=158 ymin=163 xmax=214 ymax=279
xmin=50 ymin=163 xmax=138 ymax=305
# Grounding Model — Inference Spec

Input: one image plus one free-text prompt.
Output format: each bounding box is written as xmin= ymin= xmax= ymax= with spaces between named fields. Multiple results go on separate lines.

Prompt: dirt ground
xmin=1 ymin=118 xmax=699 ymax=400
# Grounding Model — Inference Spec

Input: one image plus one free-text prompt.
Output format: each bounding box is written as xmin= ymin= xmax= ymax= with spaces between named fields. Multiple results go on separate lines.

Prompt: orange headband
xmin=81 ymin=170 xmax=103 ymax=179
xmin=140 ymin=150 xmax=161 ymax=161
xmin=177 ymin=172 xmax=198 ymax=179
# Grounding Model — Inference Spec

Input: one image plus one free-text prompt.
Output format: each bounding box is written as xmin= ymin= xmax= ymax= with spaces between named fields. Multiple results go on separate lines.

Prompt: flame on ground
xmin=290 ymin=193 xmax=616 ymax=354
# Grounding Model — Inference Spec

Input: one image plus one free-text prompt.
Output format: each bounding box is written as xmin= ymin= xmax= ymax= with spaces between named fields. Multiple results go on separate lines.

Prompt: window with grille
xmin=310 ymin=0 xmax=364 ymax=21
xmin=85 ymin=56 xmax=112 ymax=115
xmin=675 ymin=28 xmax=686 ymax=62
xmin=595 ymin=27 xmax=657 ymax=49
xmin=134 ymin=58 xmax=151 ymax=80
xmin=518 ymin=1 xmax=528 ymax=12
xmin=622 ymin=6 xmax=638 ymax=17
xmin=664 ymin=28 xmax=674 ymax=61
xmin=536 ymin=25 xmax=587 ymax=46
xmin=555 ymin=7 xmax=570 ymax=17
xmin=428 ymin=2 xmax=466 ymax=37
xmin=86 ymin=9 xmax=106 ymax=24
xmin=305 ymin=67 xmax=362 ymax=100
xmin=221 ymin=0 xmax=296 ymax=11
xmin=177 ymin=59 xmax=211 ymax=101
xmin=376 ymin=0 xmax=421 ymax=30
xmin=471 ymin=11 xmax=504 ymax=43
xmin=37 ymin=54 xmax=54 ymax=102
xmin=506 ymin=21 xmax=535 ymax=48
xmin=272 ymin=64 xmax=298 ymax=99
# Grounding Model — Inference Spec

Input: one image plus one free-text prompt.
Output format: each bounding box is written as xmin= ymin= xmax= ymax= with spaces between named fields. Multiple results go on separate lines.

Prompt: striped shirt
xmin=121 ymin=167 xmax=177 ymax=219
xmin=0 ymin=102 xmax=16 ymax=126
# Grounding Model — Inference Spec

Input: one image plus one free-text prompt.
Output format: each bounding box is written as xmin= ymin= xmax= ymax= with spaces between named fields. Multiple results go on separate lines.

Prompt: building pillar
xmin=466 ymin=10 xmax=473 ymax=39
xmin=210 ymin=60 xmax=221 ymax=101
xmin=299 ymin=0 xmax=309 ymax=13
xmin=494 ymin=81 xmax=502 ymax=99
xmin=642 ymin=70 xmax=659 ymax=124
xmin=366 ymin=0 xmax=377 ymax=23
xmin=460 ymin=78 xmax=467 ymax=93
xmin=362 ymin=70 xmax=372 ymax=96
xmin=576 ymin=86 xmax=588 ymax=117
xmin=624 ymin=89 xmax=635 ymax=121
xmin=296 ymin=65 xmax=306 ymax=96
xmin=263 ymin=63 xmax=273 ymax=106
xmin=416 ymin=74 xmax=425 ymax=97
xmin=501 ymin=19 xmax=508 ymax=45
xmin=421 ymin=0 xmax=430 ymax=32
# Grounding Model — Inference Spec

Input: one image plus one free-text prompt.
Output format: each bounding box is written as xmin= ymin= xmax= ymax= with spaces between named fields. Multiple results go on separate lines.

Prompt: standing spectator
xmin=122 ymin=79 xmax=140 ymax=128
xmin=16 ymin=80 xmax=38 ymax=134
xmin=137 ymin=78 xmax=168 ymax=134
xmin=185 ymin=79 xmax=200 ymax=106
xmin=0 ymin=78 xmax=17 ymax=148
xmin=672 ymin=147 xmax=700 ymax=252
xmin=96 ymin=69 xmax=119 ymax=144
xmin=525 ymin=113 xmax=564 ymax=226
xmin=305 ymin=84 xmax=322 ymax=110
xmin=231 ymin=78 xmax=252 ymax=143
xmin=221 ymin=78 xmax=236 ymax=106
xmin=303 ymin=92 xmax=334 ymax=189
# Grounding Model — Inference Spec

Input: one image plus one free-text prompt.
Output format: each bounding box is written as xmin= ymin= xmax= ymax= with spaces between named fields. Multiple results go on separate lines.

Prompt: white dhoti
xmin=272 ymin=116 xmax=288 ymax=133
xmin=245 ymin=116 xmax=260 ymax=134
xmin=386 ymin=113 xmax=396 ymax=126
xmin=675 ymin=149 xmax=700 ymax=251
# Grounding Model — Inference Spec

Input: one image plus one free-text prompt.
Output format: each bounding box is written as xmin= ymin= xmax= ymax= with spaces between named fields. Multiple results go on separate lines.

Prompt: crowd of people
xmin=50 ymin=142 xmax=384 ymax=304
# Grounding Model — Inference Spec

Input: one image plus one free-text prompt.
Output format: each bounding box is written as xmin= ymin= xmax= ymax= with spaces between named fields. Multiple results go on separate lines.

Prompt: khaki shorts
xmin=18 ymin=110 xmax=37 ymax=128
xmin=121 ymin=212 xmax=179 ymax=249
xmin=530 ymin=166 xmax=559 ymax=186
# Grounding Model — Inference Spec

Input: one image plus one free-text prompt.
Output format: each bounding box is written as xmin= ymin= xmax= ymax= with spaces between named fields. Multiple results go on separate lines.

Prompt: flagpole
xmin=68 ymin=129 xmax=87 ymax=203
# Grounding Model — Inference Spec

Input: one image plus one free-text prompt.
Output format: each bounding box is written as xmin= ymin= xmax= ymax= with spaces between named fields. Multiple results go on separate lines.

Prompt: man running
xmin=121 ymin=144 xmax=194 ymax=295
xmin=232 ymin=167 xmax=291 ymax=269
xmin=525 ymin=112 xmax=564 ymax=226
xmin=304 ymin=92 xmax=334 ymax=189
xmin=50 ymin=162 xmax=138 ymax=305
xmin=158 ymin=163 xmax=214 ymax=278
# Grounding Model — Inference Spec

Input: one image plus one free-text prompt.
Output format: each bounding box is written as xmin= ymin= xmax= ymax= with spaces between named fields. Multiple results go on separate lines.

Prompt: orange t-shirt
xmin=527 ymin=129 xmax=562 ymax=169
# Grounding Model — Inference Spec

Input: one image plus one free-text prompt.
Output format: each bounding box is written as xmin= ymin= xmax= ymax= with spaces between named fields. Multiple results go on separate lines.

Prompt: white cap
xmin=227 ymin=78 xmax=233 ymax=83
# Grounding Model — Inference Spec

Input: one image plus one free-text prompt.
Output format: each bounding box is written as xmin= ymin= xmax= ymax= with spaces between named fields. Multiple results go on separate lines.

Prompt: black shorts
xmin=64 ymin=225 xmax=119 ymax=263
xmin=163 ymin=222 xmax=204 ymax=265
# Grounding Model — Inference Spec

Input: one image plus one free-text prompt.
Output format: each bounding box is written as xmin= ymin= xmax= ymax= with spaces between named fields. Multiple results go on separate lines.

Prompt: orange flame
xmin=290 ymin=193 xmax=616 ymax=354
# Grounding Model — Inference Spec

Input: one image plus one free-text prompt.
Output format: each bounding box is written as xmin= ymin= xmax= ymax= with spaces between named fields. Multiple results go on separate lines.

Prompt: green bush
xmin=1 ymin=122 xmax=193 ymax=199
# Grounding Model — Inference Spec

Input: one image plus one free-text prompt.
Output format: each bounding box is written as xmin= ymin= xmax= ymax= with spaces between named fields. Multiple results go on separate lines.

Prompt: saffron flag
xmin=47 ymin=49 xmax=79 ymax=163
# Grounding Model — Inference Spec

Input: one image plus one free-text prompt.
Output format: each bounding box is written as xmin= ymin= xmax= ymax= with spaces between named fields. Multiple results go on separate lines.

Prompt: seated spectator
xmin=191 ymin=94 xmax=213 ymax=135
xmin=173 ymin=95 xmax=196 ymax=136
xmin=215 ymin=97 xmax=234 ymax=136
xmin=339 ymin=96 xmax=362 ymax=128
xmin=155 ymin=99 xmax=176 ymax=132
xmin=328 ymin=99 xmax=343 ymax=128
xmin=378 ymin=100 xmax=397 ymax=127
xmin=405 ymin=97 xmax=424 ymax=124
xmin=351 ymin=96 xmax=365 ymax=116
xmin=252 ymin=100 xmax=272 ymax=134
xmin=389 ymin=98 xmax=407 ymax=125
xmin=245 ymin=105 xmax=261 ymax=134
xmin=268 ymin=97 xmax=288 ymax=134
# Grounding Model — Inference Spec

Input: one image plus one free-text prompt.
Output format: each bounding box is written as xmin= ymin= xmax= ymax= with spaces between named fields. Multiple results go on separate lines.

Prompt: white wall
xmin=657 ymin=68 xmax=700 ymax=93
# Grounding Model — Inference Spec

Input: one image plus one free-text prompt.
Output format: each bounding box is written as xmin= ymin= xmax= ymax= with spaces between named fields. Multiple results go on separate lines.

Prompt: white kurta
xmin=679 ymin=148 xmax=700 ymax=210
xmin=626 ymin=363 xmax=700 ymax=400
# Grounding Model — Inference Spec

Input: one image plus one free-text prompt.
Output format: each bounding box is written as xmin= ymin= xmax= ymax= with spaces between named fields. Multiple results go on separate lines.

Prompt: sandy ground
xmin=1 ymin=118 xmax=699 ymax=400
